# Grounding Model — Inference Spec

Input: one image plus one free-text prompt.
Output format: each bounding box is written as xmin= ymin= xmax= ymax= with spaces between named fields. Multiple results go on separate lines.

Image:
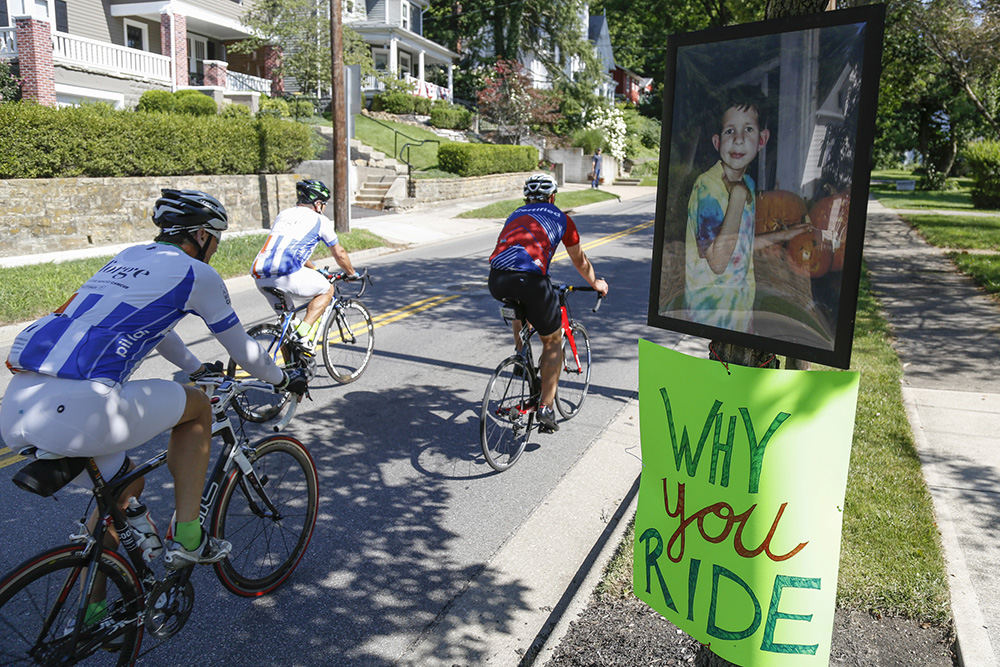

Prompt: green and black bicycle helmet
xmin=152 ymin=189 xmax=229 ymax=235
xmin=524 ymin=173 xmax=558 ymax=202
xmin=296 ymin=179 xmax=331 ymax=205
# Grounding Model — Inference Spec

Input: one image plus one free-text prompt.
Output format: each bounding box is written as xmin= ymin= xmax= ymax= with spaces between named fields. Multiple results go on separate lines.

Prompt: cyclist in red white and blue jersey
xmin=488 ymin=174 xmax=609 ymax=433
xmin=2 ymin=189 xmax=307 ymax=570
xmin=251 ymin=179 xmax=359 ymax=347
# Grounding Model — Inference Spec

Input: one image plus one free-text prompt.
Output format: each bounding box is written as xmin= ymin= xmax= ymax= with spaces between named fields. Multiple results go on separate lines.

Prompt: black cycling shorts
xmin=488 ymin=268 xmax=561 ymax=336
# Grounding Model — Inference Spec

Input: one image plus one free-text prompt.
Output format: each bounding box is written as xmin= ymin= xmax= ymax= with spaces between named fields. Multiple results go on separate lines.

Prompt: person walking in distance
xmin=591 ymin=148 xmax=603 ymax=189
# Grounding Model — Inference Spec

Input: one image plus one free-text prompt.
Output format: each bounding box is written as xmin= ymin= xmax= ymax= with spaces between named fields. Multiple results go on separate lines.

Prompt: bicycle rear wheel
xmin=0 ymin=545 xmax=143 ymax=666
xmin=227 ymin=324 xmax=292 ymax=423
xmin=480 ymin=356 xmax=535 ymax=472
xmin=212 ymin=435 xmax=319 ymax=597
xmin=322 ymin=300 xmax=375 ymax=384
xmin=555 ymin=321 xmax=591 ymax=420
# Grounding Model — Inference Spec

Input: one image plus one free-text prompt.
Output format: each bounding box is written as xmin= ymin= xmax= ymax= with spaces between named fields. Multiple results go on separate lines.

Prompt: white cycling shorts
xmin=255 ymin=267 xmax=330 ymax=311
xmin=0 ymin=371 xmax=186 ymax=480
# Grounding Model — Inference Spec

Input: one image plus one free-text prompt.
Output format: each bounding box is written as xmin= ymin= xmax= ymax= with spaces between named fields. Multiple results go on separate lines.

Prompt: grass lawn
xmin=593 ymin=271 xmax=951 ymax=624
xmin=456 ymin=189 xmax=620 ymax=219
xmin=949 ymin=252 xmax=1000 ymax=297
xmin=353 ymin=114 xmax=446 ymax=173
xmin=0 ymin=229 xmax=385 ymax=327
xmin=870 ymin=168 xmax=976 ymax=209
xmin=899 ymin=213 xmax=1000 ymax=251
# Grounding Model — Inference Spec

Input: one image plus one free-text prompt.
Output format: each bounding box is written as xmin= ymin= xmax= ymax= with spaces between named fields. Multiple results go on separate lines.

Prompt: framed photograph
xmin=647 ymin=6 xmax=885 ymax=369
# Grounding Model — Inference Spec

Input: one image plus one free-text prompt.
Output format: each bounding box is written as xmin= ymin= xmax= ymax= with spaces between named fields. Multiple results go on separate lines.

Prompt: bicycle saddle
xmin=261 ymin=287 xmax=293 ymax=313
xmin=12 ymin=448 xmax=87 ymax=498
xmin=500 ymin=300 xmax=525 ymax=322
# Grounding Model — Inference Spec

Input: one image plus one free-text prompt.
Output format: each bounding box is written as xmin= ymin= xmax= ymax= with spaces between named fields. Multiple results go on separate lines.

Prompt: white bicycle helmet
xmin=524 ymin=173 xmax=558 ymax=202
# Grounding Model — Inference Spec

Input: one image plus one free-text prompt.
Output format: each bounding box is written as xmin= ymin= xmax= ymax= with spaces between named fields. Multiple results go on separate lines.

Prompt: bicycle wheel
xmin=321 ymin=300 xmax=375 ymax=384
xmin=555 ymin=321 xmax=591 ymax=420
xmin=0 ymin=545 xmax=143 ymax=666
xmin=211 ymin=435 xmax=319 ymax=597
xmin=227 ymin=324 xmax=292 ymax=423
xmin=480 ymin=356 xmax=535 ymax=472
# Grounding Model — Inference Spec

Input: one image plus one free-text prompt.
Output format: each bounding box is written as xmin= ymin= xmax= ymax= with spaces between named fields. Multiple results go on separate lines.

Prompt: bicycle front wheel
xmin=322 ymin=300 xmax=375 ymax=383
xmin=227 ymin=323 xmax=292 ymax=423
xmin=0 ymin=545 xmax=143 ymax=666
xmin=555 ymin=321 xmax=591 ymax=420
xmin=480 ymin=356 xmax=535 ymax=472
xmin=212 ymin=435 xmax=319 ymax=597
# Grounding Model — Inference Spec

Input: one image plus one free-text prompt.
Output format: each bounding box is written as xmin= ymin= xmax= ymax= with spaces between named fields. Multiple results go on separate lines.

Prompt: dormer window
xmin=401 ymin=0 xmax=410 ymax=30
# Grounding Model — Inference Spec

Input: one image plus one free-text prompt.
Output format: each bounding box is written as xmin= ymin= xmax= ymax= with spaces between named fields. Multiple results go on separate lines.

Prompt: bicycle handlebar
xmin=555 ymin=284 xmax=605 ymax=313
xmin=194 ymin=375 xmax=302 ymax=432
xmin=328 ymin=267 xmax=372 ymax=298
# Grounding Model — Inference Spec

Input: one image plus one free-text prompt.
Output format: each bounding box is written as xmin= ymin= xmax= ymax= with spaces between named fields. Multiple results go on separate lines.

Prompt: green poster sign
xmin=633 ymin=339 xmax=859 ymax=666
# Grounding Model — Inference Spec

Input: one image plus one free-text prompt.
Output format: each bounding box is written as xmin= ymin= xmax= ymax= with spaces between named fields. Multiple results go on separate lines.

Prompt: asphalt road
xmin=0 ymin=192 xmax=685 ymax=664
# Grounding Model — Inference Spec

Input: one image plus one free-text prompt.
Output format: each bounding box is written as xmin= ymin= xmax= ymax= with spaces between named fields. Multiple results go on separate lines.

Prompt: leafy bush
xmin=430 ymin=105 xmax=472 ymax=130
xmin=572 ymin=128 xmax=605 ymax=154
xmin=220 ymin=103 xmax=252 ymax=118
xmin=413 ymin=96 xmax=431 ymax=115
xmin=174 ymin=90 xmax=218 ymax=116
xmin=916 ymin=164 xmax=947 ymax=191
xmin=0 ymin=103 xmax=313 ymax=178
xmin=0 ymin=60 xmax=19 ymax=103
xmin=289 ymin=98 xmax=315 ymax=119
xmin=372 ymin=90 xmax=415 ymax=114
xmin=259 ymin=96 xmax=291 ymax=118
xmin=136 ymin=89 xmax=177 ymax=113
xmin=963 ymin=140 xmax=1000 ymax=208
xmin=437 ymin=142 xmax=537 ymax=176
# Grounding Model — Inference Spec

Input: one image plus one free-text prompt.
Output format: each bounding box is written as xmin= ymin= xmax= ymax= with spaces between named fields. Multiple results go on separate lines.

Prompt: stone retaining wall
xmin=0 ymin=174 xmax=299 ymax=258
xmin=409 ymin=172 xmax=532 ymax=204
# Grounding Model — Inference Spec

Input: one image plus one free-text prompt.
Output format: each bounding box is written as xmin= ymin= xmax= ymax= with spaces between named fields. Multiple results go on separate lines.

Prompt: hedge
xmin=963 ymin=140 xmax=1000 ymax=209
xmin=0 ymin=103 xmax=313 ymax=178
xmin=371 ymin=91 xmax=432 ymax=115
xmin=437 ymin=142 xmax=538 ymax=177
xmin=430 ymin=105 xmax=472 ymax=130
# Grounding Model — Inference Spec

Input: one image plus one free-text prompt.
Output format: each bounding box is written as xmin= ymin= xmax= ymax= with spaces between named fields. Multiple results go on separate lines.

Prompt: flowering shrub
xmin=477 ymin=59 xmax=558 ymax=143
xmin=586 ymin=103 xmax=627 ymax=161
xmin=0 ymin=61 xmax=21 ymax=103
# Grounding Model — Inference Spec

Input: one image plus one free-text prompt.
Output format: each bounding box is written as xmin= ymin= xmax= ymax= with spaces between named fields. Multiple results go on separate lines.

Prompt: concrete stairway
xmin=355 ymin=178 xmax=395 ymax=210
xmin=350 ymin=139 xmax=407 ymax=174
xmin=613 ymin=177 xmax=642 ymax=186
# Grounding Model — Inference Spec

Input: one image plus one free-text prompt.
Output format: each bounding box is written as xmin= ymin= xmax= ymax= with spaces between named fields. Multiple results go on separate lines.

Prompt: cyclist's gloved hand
xmin=189 ymin=360 xmax=224 ymax=382
xmin=347 ymin=271 xmax=361 ymax=281
xmin=275 ymin=368 xmax=309 ymax=396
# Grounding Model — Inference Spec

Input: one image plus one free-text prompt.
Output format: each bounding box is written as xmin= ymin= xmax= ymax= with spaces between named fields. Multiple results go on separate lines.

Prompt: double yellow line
xmin=0 ymin=219 xmax=654 ymax=471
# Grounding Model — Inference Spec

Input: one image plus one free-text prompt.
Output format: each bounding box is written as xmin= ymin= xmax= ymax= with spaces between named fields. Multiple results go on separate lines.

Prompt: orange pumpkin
xmin=809 ymin=193 xmax=850 ymax=272
xmin=787 ymin=230 xmax=832 ymax=278
xmin=755 ymin=190 xmax=807 ymax=234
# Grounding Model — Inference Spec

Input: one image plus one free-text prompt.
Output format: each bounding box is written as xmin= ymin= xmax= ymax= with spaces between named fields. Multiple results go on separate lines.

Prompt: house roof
xmin=350 ymin=23 xmax=458 ymax=63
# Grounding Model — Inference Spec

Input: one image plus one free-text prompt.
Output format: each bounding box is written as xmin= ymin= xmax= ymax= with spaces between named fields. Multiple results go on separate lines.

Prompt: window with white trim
xmin=400 ymin=0 xmax=410 ymax=30
xmin=123 ymin=19 xmax=148 ymax=51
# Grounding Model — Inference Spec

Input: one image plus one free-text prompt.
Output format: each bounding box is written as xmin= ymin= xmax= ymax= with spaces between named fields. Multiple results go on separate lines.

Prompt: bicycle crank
xmin=143 ymin=575 xmax=195 ymax=639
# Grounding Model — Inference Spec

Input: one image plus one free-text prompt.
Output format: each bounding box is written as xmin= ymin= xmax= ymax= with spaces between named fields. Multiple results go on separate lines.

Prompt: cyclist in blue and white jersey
xmin=1 ymin=189 xmax=308 ymax=569
xmin=251 ymin=179 xmax=359 ymax=348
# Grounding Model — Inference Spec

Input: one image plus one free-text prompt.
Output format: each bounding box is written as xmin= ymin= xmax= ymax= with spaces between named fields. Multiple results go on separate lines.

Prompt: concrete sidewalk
xmin=863 ymin=199 xmax=1000 ymax=666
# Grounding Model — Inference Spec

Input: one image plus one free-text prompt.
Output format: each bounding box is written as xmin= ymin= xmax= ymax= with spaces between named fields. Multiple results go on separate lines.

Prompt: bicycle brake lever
xmin=593 ymin=295 xmax=604 ymax=313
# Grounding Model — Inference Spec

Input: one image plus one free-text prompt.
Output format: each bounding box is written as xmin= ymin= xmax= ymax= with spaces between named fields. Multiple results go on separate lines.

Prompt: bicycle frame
xmin=507 ymin=286 xmax=593 ymax=381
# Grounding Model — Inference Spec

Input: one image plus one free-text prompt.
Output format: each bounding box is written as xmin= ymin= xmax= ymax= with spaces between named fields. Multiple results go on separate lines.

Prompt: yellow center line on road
xmin=370 ymin=294 xmax=460 ymax=330
xmin=552 ymin=219 xmax=654 ymax=263
xmin=0 ymin=448 xmax=23 ymax=470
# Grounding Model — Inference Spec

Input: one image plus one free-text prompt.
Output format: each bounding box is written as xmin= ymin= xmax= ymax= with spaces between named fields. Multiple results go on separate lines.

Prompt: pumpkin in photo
xmin=809 ymin=193 xmax=850 ymax=272
xmin=787 ymin=230 xmax=833 ymax=278
xmin=755 ymin=190 xmax=807 ymax=234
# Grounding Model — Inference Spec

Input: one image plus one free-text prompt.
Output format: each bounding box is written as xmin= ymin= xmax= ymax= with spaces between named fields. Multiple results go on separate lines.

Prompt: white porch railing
xmin=52 ymin=32 xmax=171 ymax=83
xmin=227 ymin=70 xmax=271 ymax=95
xmin=0 ymin=27 xmax=16 ymax=59
xmin=361 ymin=73 xmax=452 ymax=102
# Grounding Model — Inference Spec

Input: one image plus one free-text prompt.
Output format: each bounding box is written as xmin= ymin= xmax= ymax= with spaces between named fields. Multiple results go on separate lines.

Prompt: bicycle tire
xmin=321 ymin=300 xmax=375 ymax=384
xmin=211 ymin=435 xmax=319 ymax=597
xmin=226 ymin=323 xmax=292 ymax=423
xmin=480 ymin=356 xmax=535 ymax=472
xmin=555 ymin=321 xmax=591 ymax=420
xmin=0 ymin=545 xmax=143 ymax=666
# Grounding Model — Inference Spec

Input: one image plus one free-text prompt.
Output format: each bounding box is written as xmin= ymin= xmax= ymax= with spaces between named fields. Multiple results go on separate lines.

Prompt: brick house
xmin=612 ymin=65 xmax=652 ymax=104
xmin=0 ymin=0 xmax=276 ymax=109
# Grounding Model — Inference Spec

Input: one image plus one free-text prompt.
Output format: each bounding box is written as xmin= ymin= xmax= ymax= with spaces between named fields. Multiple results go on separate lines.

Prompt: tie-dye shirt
xmin=684 ymin=161 xmax=756 ymax=332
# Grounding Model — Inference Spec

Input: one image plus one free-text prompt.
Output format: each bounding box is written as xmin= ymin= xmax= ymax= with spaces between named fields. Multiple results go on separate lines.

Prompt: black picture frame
xmin=647 ymin=5 xmax=885 ymax=369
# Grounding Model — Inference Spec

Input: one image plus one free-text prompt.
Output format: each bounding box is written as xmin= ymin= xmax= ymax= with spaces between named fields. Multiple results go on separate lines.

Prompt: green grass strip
xmin=899 ymin=213 xmax=1000 ymax=251
xmin=456 ymin=189 xmax=620 ymax=219
xmin=949 ymin=252 xmax=1000 ymax=297
xmin=0 ymin=229 xmax=386 ymax=326
xmin=353 ymin=114 xmax=443 ymax=172
xmin=594 ymin=271 xmax=951 ymax=623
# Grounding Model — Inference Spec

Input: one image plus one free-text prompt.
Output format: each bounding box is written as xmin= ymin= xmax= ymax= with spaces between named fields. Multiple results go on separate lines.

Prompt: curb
xmin=901 ymin=387 xmax=997 ymax=667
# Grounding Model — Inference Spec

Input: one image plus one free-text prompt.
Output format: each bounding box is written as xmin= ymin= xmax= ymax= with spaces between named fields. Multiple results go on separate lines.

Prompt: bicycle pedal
xmin=538 ymin=424 xmax=557 ymax=434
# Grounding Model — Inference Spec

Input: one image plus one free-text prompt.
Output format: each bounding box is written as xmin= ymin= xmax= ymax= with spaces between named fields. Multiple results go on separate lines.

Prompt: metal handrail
xmin=362 ymin=115 xmax=439 ymax=182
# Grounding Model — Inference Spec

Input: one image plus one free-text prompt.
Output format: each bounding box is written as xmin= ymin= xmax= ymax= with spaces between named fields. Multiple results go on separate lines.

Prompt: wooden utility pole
xmin=330 ymin=0 xmax=349 ymax=233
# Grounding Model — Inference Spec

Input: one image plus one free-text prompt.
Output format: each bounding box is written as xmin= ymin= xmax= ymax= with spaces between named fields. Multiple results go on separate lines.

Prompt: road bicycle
xmin=0 ymin=375 xmax=319 ymax=665
xmin=480 ymin=285 xmax=603 ymax=472
xmin=228 ymin=268 xmax=375 ymax=423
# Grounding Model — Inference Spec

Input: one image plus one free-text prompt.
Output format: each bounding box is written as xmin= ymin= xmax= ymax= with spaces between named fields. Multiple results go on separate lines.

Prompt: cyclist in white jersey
xmin=1 ymin=189 xmax=308 ymax=569
xmin=251 ymin=179 xmax=360 ymax=348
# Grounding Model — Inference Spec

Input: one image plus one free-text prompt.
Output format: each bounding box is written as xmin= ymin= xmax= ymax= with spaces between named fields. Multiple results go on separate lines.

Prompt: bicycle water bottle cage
xmin=13 ymin=455 xmax=87 ymax=497
xmin=261 ymin=287 xmax=293 ymax=314
xmin=500 ymin=301 xmax=524 ymax=324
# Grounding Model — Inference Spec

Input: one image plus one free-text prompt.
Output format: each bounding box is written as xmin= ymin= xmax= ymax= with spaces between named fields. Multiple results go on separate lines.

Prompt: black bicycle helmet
xmin=152 ymin=189 xmax=229 ymax=234
xmin=296 ymin=179 xmax=331 ymax=205
xmin=524 ymin=173 xmax=558 ymax=202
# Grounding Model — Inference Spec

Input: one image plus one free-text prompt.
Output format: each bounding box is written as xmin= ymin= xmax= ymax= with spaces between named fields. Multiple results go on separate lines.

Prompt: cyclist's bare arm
xmin=329 ymin=243 xmax=356 ymax=276
xmin=565 ymin=243 xmax=609 ymax=296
